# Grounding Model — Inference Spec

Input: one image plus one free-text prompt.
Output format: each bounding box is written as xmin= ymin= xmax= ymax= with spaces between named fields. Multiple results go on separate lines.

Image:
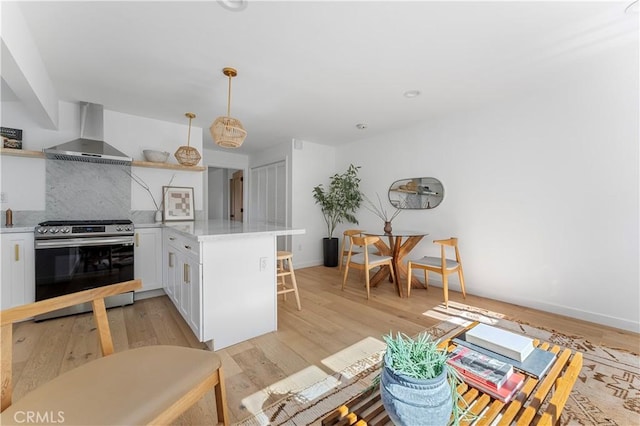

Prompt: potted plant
xmin=379 ymin=332 xmax=472 ymax=426
xmin=312 ymin=164 xmax=363 ymax=267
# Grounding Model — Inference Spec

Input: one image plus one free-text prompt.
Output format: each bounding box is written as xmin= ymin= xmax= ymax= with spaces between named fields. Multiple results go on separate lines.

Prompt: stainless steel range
xmin=34 ymin=219 xmax=135 ymax=320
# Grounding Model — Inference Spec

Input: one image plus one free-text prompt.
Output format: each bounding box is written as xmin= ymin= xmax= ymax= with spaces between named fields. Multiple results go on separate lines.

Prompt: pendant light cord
xmin=187 ymin=116 xmax=192 ymax=147
xmin=227 ymin=74 xmax=232 ymax=117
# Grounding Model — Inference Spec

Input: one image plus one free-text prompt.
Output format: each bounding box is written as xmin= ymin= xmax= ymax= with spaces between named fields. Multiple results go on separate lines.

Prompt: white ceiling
xmin=11 ymin=1 xmax=638 ymax=154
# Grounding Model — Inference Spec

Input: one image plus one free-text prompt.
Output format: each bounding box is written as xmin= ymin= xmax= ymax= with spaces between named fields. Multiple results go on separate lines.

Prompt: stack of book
xmin=447 ymin=324 xmax=557 ymax=403
xmin=447 ymin=345 xmax=525 ymax=403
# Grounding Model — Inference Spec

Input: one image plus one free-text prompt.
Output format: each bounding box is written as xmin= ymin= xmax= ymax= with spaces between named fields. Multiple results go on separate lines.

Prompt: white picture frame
xmin=163 ymin=186 xmax=195 ymax=221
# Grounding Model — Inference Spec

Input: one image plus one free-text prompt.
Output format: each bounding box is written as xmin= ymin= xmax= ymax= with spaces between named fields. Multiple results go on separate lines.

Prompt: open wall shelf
xmin=0 ymin=148 xmax=205 ymax=171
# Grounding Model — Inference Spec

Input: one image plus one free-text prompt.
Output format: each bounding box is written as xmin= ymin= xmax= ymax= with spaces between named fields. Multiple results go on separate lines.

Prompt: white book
xmin=465 ymin=324 xmax=535 ymax=362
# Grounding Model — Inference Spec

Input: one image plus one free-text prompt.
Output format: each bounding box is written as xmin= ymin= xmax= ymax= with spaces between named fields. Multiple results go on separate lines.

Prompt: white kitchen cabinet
xmin=161 ymin=221 xmax=303 ymax=350
xmin=163 ymin=228 xmax=202 ymax=340
xmin=1 ymin=231 xmax=35 ymax=309
xmin=133 ymin=227 xmax=163 ymax=292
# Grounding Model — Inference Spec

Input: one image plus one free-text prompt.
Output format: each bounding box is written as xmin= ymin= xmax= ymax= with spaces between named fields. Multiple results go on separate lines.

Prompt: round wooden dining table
xmin=364 ymin=229 xmax=428 ymax=298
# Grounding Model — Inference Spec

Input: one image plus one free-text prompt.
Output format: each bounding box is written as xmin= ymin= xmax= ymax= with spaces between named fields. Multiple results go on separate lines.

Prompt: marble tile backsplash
xmin=46 ymin=160 xmax=131 ymax=220
xmin=0 ymin=160 xmax=205 ymax=227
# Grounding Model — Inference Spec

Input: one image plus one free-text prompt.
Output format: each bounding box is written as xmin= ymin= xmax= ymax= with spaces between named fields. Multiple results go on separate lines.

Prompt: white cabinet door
xmin=1 ymin=232 xmax=35 ymax=309
xmin=165 ymin=243 xmax=178 ymax=302
xmin=178 ymin=255 xmax=189 ymax=317
xmin=133 ymin=227 xmax=163 ymax=291
xmin=186 ymin=255 xmax=201 ymax=339
xmin=162 ymin=228 xmax=202 ymax=340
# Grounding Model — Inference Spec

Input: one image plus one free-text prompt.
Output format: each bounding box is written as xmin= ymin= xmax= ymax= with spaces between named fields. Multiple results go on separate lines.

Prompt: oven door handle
xmin=35 ymin=236 xmax=135 ymax=249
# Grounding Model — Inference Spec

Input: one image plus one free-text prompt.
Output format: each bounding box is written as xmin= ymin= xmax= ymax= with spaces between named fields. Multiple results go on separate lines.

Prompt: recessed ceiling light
xmin=356 ymin=123 xmax=368 ymax=130
xmin=218 ymin=0 xmax=248 ymax=12
xmin=403 ymin=90 xmax=421 ymax=98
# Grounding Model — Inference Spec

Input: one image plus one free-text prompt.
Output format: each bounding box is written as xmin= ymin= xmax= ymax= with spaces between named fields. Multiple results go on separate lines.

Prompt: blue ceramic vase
xmin=380 ymin=353 xmax=453 ymax=426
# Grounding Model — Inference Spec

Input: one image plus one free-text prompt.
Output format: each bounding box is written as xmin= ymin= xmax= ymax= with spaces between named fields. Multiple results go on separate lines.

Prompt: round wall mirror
xmin=388 ymin=177 xmax=445 ymax=209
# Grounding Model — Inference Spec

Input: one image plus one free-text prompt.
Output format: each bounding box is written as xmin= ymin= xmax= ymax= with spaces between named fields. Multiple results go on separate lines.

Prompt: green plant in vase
xmin=379 ymin=332 xmax=474 ymax=426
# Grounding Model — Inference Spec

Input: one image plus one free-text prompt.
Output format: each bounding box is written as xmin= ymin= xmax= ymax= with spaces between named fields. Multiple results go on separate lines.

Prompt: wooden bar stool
xmin=277 ymin=251 xmax=302 ymax=310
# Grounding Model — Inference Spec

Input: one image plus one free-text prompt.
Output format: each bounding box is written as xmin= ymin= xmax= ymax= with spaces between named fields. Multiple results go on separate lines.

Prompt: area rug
xmin=236 ymin=303 xmax=640 ymax=425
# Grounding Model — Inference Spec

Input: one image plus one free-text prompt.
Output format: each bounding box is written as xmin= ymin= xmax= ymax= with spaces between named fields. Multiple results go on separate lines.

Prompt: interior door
xmin=230 ymin=170 xmax=243 ymax=222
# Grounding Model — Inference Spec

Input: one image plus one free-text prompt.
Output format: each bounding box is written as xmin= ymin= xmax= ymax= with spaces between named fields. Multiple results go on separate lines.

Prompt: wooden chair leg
xmin=365 ymin=268 xmax=371 ymax=300
xmin=406 ymin=262 xmax=412 ymax=297
xmin=388 ymin=261 xmax=397 ymax=294
xmin=458 ymin=267 xmax=467 ymax=299
xmin=289 ymin=263 xmax=302 ymax=311
xmin=443 ymin=274 xmax=449 ymax=308
xmin=424 ymin=270 xmax=429 ymax=287
xmin=342 ymin=264 xmax=350 ymax=291
xmin=214 ymin=368 xmax=230 ymax=426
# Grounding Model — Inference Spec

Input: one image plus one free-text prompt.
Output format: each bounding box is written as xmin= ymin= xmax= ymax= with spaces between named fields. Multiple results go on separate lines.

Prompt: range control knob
xmin=61 ymin=227 xmax=70 ymax=233
xmin=125 ymin=226 xmax=133 ymax=232
xmin=50 ymin=228 xmax=59 ymax=234
xmin=37 ymin=227 xmax=48 ymax=234
xmin=116 ymin=226 xmax=122 ymax=232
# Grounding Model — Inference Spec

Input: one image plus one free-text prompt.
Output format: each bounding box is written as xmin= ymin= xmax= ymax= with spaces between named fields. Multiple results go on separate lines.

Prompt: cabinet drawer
xmin=164 ymin=230 xmax=199 ymax=258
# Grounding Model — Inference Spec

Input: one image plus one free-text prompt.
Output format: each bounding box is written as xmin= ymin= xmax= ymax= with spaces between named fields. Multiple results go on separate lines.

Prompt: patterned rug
xmin=236 ymin=303 xmax=640 ymax=425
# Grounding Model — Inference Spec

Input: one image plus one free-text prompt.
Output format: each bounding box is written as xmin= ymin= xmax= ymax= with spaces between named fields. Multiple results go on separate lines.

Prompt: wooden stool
xmin=277 ymin=251 xmax=301 ymax=310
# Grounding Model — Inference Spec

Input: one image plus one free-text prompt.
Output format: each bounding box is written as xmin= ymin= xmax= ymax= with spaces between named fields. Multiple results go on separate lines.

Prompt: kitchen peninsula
xmin=161 ymin=220 xmax=304 ymax=350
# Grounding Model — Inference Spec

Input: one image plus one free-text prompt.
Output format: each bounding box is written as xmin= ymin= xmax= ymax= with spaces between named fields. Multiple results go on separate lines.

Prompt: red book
xmin=447 ymin=345 xmax=513 ymax=389
xmin=457 ymin=369 xmax=526 ymax=403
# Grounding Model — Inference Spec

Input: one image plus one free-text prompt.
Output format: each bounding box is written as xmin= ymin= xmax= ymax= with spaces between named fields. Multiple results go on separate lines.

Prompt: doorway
xmin=230 ymin=170 xmax=243 ymax=222
xmin=207 ymin=167 xmax=243 ymax=221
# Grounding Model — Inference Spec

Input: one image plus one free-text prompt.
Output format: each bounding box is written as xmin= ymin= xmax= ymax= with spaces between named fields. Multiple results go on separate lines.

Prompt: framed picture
xmin=163 ymin=186 xmax=195 ymax=221
xmin=1 ymin=127 xmax=23 ymax=149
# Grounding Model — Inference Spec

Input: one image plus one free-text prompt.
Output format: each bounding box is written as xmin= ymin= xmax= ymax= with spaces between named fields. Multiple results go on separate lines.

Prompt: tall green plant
xmin=312 ymin=164 xmax=363 ymax=238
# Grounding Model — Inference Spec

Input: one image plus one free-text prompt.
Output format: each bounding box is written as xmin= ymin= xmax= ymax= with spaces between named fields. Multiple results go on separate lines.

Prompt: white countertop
xmin=163 ymin=220 xmax=305 ymax=241
xmin=0 ymin=226 xmax=35 ymax=234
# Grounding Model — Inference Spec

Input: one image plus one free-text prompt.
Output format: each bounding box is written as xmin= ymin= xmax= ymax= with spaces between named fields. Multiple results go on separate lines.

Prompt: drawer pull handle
xmin=184 ymin=263 xmax=190 ymax=284
xmin=169 ymin=237 xmax=176 ymax=241
xmin=184 ymin=245 xmax=191 ymax=250
xmin=169 ymin=252 xmax=174 ymax=267
xmin=135 ymin=233 xmax=140 ymax=247
xmin=14 ymin=244 xmax=19 ymax=261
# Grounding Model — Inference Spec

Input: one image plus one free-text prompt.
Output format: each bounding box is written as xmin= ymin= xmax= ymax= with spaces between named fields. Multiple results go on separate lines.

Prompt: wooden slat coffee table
xmin=320 ymin=323 xmax=583 ymax=426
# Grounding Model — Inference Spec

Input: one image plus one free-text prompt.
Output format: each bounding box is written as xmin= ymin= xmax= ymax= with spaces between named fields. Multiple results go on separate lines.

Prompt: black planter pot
xmin=323 ymin=237 xmax=339 ymax=267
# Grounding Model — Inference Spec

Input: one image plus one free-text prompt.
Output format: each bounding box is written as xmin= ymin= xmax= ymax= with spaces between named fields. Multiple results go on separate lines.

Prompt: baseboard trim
xmin=470 ymin=288 xmax=639 ymax=333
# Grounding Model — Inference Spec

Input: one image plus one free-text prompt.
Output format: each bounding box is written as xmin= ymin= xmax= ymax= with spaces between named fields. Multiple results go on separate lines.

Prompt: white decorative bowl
xmin=143 ymin=150 xmax=169 ymax=163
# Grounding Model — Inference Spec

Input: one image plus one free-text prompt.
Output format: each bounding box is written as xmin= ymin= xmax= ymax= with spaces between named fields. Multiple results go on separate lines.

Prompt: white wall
xmin=105 ymin=109 xmax=204 ymax=212
xmin=292 ymin=139 xmax=337 ymax=268
xmin=334 ymin=42 xmax=639 ymax=332
xmin=1 ymin=100 xmax=78 ymax=212
xmin=208 ymin=168 xmax=226 ymax=220
xmin=0 ymin=100 xmax=205 ymax=213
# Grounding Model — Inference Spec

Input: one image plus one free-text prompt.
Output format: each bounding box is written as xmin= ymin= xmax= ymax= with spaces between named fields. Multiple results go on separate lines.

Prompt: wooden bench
xmin=0 ymin=279 xmax=229 ymax=425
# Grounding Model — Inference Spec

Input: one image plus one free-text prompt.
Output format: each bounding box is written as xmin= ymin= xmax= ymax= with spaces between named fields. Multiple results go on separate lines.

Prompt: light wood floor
xmin=7 ymin=265 xmax=639 ymax=424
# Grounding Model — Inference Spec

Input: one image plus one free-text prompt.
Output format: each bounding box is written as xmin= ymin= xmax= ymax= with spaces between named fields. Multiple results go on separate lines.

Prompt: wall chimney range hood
xmin=44 ymin=102 xmax=132 ymax=165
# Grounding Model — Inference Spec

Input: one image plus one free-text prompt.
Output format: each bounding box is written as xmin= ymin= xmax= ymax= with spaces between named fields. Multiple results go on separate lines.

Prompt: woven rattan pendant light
xmin=210 ymin=67 xmax=247 ymax=148
xmin=175 ymin=112 xmax=202 ymax=166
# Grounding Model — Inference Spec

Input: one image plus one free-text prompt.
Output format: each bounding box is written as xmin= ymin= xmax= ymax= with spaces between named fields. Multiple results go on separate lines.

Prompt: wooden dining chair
xmin=342 ymin=235 xmax=396 ymax=299
xmin=0 ymin=279 xmax=229 ymax=425
xmin=339 ymin=229 xmax=364 ymax=272
xmin=406 ymin=237 xmax=466 ymax=308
